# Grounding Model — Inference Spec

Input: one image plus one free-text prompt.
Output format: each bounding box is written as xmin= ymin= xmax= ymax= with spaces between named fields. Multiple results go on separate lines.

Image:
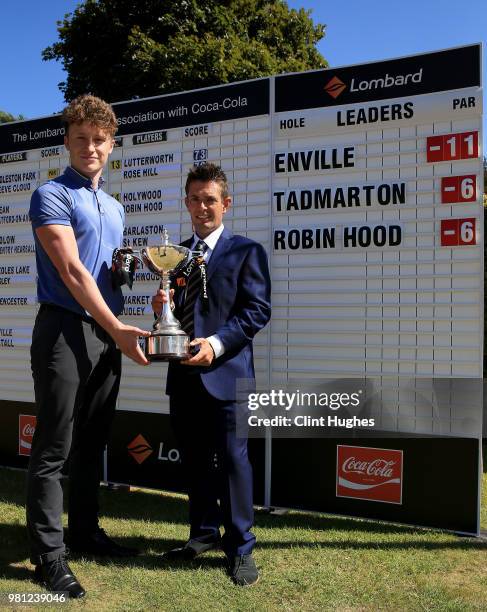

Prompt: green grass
xmin=0 ymin=467 xmax=486 ymax=611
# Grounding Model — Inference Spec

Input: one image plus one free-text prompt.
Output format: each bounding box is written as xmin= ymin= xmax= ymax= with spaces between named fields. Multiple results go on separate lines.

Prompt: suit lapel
xmin=206 ymin=228 xmax=233 ymax=281
xmin=177 ymin=228 xmax=233 ymax=289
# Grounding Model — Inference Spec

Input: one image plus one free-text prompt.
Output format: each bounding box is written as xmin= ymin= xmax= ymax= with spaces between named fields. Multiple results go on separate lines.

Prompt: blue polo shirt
xmin=29 ymin=166 xmax=124 ymax=317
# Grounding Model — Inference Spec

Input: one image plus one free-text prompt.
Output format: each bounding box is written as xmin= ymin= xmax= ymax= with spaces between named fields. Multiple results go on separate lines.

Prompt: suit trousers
xmin=169 ymin=376 xmax=255 ymax=557
xmin=26 ymin=305 xmax=121 ymax=564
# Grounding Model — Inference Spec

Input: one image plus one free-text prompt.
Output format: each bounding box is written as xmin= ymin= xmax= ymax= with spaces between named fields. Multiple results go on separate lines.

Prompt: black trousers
xmin=170 ymin=377 xmax=255 ymax=557
xmin=26 ymin=305 xmax=121 ymax=565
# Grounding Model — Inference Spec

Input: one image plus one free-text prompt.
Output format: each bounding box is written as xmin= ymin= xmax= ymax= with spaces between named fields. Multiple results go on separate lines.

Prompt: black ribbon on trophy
xmin=111 ymin=247 xmax=142 ymax=290
xmin=177 ymin=249 xmax=209 ymax=313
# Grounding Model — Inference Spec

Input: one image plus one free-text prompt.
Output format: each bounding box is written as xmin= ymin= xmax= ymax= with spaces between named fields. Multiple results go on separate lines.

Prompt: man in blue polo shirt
xmin=27 ymin=95 xmax=150 ymax=598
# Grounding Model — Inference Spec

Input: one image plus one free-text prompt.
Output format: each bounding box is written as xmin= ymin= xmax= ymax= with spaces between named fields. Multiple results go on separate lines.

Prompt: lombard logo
xmin=350 ymin=68 xmax=423 ymax=93
xmin=127 ymin=434 xmax=180 ymax=465
xmin=336 ymin=445 xmax=403 ymax=504
xmin=324 ymin=76 xmax=347 ymax=99
xmin=127 ymin=434 xmax=153 ymax=464
xmin=19 ymin=414 xmax=36 ymax=456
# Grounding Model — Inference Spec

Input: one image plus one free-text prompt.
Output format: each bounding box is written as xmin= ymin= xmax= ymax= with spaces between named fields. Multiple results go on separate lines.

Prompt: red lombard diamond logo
xmin=127 ymin=434 xmax=153 ymax=465
xmin=324 ymin=76 xmax=346 ymax=99
xmin=19 ymin=415 xmax=36 ymax=456
xmin=336 ymin=445 xmax=403 ymax=504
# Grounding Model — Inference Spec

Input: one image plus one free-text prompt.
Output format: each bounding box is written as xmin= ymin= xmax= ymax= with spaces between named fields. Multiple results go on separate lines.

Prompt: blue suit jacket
xmin=166 ymin=228 xmax=271 ymax=401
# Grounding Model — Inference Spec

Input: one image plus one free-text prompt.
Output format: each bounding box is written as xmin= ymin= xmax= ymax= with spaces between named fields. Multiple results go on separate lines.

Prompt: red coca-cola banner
xmin=336 ymin=445 xmax=403 ymax=504
xmin=19 ymin=415 xmax=36 ymax=457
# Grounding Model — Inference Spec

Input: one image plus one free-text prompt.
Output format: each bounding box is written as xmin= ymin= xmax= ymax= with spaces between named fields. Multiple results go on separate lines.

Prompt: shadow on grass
xmin=99 ymin=489 xmax=487 ymax=546
xmin=1 ymin=518 xmax=485 ymax=586
xmin=1 ymin=466 xmax=485 ymax=581
xmin=0 ymin=523 xmax=33 ymax=580
xmin=99 ymin=486 xmax=188 ymax=525
xmin=0 ymin=467 xmax=188 ymax=525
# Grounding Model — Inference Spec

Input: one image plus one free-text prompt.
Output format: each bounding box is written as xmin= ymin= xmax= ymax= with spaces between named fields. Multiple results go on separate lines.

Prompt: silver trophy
xmin=141 ymin=229 xmax=193 ymax=361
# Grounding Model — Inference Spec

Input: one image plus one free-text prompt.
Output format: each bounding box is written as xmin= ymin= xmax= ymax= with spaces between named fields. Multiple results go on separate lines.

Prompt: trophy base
xmin=145 ymin=331 xmax=190 ymax=362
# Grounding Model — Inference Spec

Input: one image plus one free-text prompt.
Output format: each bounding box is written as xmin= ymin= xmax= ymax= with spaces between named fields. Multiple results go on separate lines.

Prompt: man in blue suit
xmin=152 ymin=163 xmax=271 ymax=586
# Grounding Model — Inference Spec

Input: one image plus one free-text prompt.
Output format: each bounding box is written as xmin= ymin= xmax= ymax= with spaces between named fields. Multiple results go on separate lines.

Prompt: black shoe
xmin=69 ymin=527 xmax=140 ymax=558
xmin=34 ymin=554 xmax=86 ymax=599
xmin=162 ymin=538 xmax=220 ymax=562
xmin=229 ymin=554 xmax=259 ymax=586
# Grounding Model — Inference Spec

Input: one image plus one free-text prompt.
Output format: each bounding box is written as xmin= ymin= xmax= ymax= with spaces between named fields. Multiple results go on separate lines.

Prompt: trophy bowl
xmin=141 ymin=240 xmax=193 ymax=362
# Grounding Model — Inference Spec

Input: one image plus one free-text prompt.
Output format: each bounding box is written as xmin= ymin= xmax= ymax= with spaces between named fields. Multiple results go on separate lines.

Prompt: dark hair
xmin=62 ymin=94 xmax=118 ymax=136
xmin=185 ymin=163 xmax=229 ymax=198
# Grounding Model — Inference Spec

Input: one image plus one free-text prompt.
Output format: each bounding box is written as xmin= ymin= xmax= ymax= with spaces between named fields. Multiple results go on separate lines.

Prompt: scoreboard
xmin=0 ymin=44 xmax=483 ymax=426
xmin=271 ymin=44 xmax=483 ymax=388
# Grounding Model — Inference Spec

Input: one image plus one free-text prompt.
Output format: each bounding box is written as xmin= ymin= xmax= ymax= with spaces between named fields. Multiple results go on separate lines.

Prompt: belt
xmin=38 ymin=303 xmax=95 ymax=325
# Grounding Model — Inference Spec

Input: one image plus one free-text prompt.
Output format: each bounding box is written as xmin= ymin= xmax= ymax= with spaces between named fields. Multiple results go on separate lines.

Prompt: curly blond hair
xmin=62 ymin=94 xmax=118 ymax=136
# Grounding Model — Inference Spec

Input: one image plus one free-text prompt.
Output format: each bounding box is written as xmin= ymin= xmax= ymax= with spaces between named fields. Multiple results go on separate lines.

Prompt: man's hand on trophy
xmin=151 ymin=288 xmax=175 ymax=316
xmin=181 ymin=338 xmax=215 ymax=367
xmin=110 ymin=322 xmax=151 ymax=366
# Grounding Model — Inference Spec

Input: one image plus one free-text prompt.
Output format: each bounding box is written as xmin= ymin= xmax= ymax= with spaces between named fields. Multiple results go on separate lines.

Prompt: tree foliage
xmin=0 ymin=110 xmax=25 ymax=124
xmin=43 ymin=0 xmax=327 ymax=102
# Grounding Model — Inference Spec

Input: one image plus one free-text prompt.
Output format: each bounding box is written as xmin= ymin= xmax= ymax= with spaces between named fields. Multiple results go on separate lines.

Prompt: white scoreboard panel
xmin=0 ymin=145 xmax=68 ymax=402
xmin=0 ymin=45 xmax=482 ymax=426
xmin=108 ymin=81 xmax=272 ymax=414
xmin=272 ymin=45 xmax=483 ymax=385
xmin=0 ymin=79 xmax=272 ymax=414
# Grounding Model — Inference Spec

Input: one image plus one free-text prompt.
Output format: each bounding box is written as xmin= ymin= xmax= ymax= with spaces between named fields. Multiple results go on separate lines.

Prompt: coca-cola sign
xmin=336 ymin=445 xmax=403 ymax=504
xmin=19 ymin=414 xmax=36 ymax=456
